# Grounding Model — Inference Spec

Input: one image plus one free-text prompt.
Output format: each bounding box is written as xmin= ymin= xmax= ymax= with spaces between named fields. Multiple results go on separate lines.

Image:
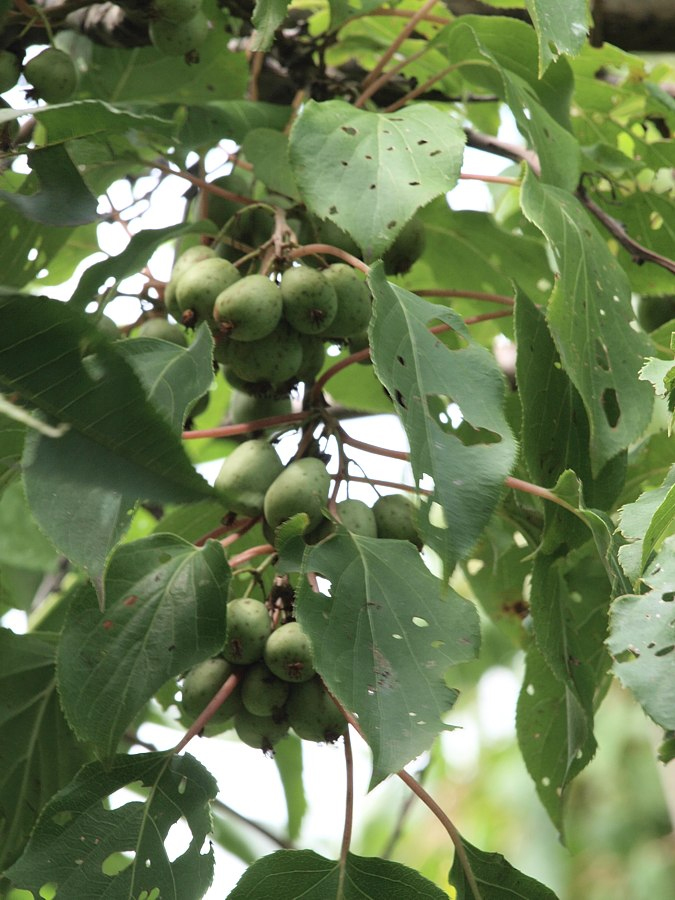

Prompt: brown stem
xmin=365 ymin=8 xmax=451 ymax=26
xmin=173 ymin=671 xmax=241 ymax=754
xmin=346 ymin=474 xmax=431 ymax=496
xmin=338 ymin=729 xmax=355 ymax=896
xmin=182 ymin=411 xmax=310 ymax=440
xmin=212 ymin=797 xmax=293 ymax=850
xmin=460 ymin=173 xmax=521 ymax=186
xmin=288 ymin=243 xmax=369 ymax=274
xmin=362 ymin=0 xmax=442 ymax=90
xmin=339 ymin=431 xmax=410 ymax=462
xmin=384 ymin=62 xmax=463 ymax=112
xmin=505 ymin=475 xmax=580 ymax=515
xmin=153 ymin=161 xmax=255 ymax=207
xmin=465 ymin=128 xmax=541 ymax=177
xmin=310 ymin=347 xmax=371 ymax=402
xmin=354 ymin=47 xmax=430 ymax=109
xmin=227 ymin=543 xmax=276 ymax=568
xmin=414 ymin=289 xmax=514 ymax=306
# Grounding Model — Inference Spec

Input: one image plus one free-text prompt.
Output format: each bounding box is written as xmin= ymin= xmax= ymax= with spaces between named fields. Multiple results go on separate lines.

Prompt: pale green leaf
xmin=57 ymin=536 xmax=230 ymax=756
xmin=5 ymin=752 xmax=217 ymax=900
xmin=289 ymin=100 xmax=465 ymax=259
xmin=450 ymin=835 xmax=559 ymax=898
xmin=618 ymin=466 xmax=675 ymax=583
xmin=525 ymin=0 xmax=589 ymax=73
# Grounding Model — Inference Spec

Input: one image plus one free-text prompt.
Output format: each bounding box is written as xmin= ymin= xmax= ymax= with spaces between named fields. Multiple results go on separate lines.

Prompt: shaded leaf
xmin=369 ymin=265 xmax=517 ymax=565
xmin=0 ymin=412 xmax=24 ymax=493
xmin=450 ymin=834 xmax=559 ymax=898
xmin=295 ymin=532 xmax=480 ymax=784
xmin=289 ymin=100 xmax=465 ymax=259
xmin=251 ymin=0 xmax=290 ymax=51
xmin=0 ymin=479 xmax=59 ymax=572
xmin=57 ymin=536 xmax=230 ymax=757
xmin=0 ymin=629 xmax=90 ymax=870
xmin=175 ymin=100 xmax=291 ymax=149
xmin=524 ymin=0 xmax=589 ymax=73
xmin=228 ymin=848 xmax=448 ymax=898
xmin=5 ymin=752 xmax=217 ymax=900
xmin=242 ymin=128 xmax=299 ymax=198
xmin=272 ymin=733 xmax=306 ymax=841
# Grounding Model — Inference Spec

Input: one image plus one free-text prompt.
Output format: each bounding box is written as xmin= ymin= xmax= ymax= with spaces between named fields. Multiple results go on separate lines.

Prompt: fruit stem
xmin=182 ymin=410 xmax=310 ymax=440
xmin=289 ymin=243 xmax=370 ymax=274
xmin=339 ymin=430 xmax=410 ymax=462
xmin=173 ymin=671 xmax=242 ymax=754
xmin=228 ymin=543 xmax=276 ymax=568
xmin=338 ymin=728 xmax=355 ymax=897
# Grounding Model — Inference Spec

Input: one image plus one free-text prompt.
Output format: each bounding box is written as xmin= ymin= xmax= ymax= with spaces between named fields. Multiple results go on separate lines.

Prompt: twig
xmin=339 ymin=430 xmax=410 ymax=462
xmin=384 ymin=62 xmax=464 ymax=112
xmin=289 ymin=243 xmax=370 ymax=274
xmin=362 ymin=0 xmax=443 ymax=90
xmin=212 ymin=797 xmax=293 ymax=850
xmin=465 ymin=128 xmax=541 ymax=177
xmin=354 ymin=47 xmax=429 ymax=109
xmin=153 ymin=161 xmax=255 ymax=206
xmin=227 ymin=544 xmax=276 ymax=568
xmin=182 ymin=411 xmax=309 ymax=440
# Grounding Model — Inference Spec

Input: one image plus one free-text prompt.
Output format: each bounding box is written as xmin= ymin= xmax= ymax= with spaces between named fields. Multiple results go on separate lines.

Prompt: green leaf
xmin=450 ymin=835 xmax=559 ymax=898
xmin=175 ymin=100 xmax=291 ymax=149
xmin=296 ymin=532 xmax=480 ymax=784
xmin=0 ymin=629 xmax=90 ymax=870
xmin=272 ymin=733 xmax=306 ymax=841
xmin=524 ymin=0 xmax=589 ymax=73
xmin=618 ymin=465 xmax=675 ymax=583
xmin=288 ymin=100 xmax=465 ymax=259
xmin=369 ymin=266 xmax=517 ymax=565
xmin=0 ymin=479 xmax=59 ymax=572
xmin=242 ymin=128 xmax=299 ymax=199
xmin=228 ymin=849 xmax=448 ymax=898
xmin=4 ymin=751 xmax=217 ymax=900
xmin=0 ymin=293 xmax=212 ymax=506
xmin=607 ymin=537 xmax=675 ymax=730
xmin=0 ymin=144 xmax=98 ymax=226
xmin=520 ymin=172 xmax=654 ymax=475
xmin=0 ymin=195 xmax=72 ymax=287
xmin=251 ymin=0 xmax=290 ymax=51
xmin=57 ymin=536 xmax=230 ymax=757
xmin=0 ymin=413 xmax=25 ymax=494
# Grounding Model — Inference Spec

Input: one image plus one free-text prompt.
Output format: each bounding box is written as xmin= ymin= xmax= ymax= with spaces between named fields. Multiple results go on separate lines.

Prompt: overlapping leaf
xmin=295 ymin=532 xmax=480 ymax=784
xmin=5 ymin=751 xmax=217 ymax=900
xmin=525 ymin=0 xmax=589 ymax=73
xmin=251 ymin=0 xmax=289 ymax=51
xmin=57 ymin=536 xmax=230 ymax=757
xmin=618 ymin=465 xmax=675 ymax=584
xmin=368 ymin=265 xmax=517 ymax=566
xmin=450 ymin=835 xmax=559 ymax=899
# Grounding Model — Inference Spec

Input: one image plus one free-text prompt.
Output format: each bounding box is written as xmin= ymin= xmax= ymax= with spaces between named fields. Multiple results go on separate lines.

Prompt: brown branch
xmin=465 ymin=128 xmax=541 ymax=177
xmin=354 ymin=47 xmax=430 ymax=109
xmin=384 ymin=62 xmax=463 ymax=112
xmin=362 ymin=0 xmax=441 ymax=90
xmin=153 ymin=161 xmax=256 ymax=207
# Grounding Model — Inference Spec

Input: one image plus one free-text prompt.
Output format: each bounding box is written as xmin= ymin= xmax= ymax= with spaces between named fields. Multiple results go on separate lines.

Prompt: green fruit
xmin=382 ymin=218 xmax=426 ymax=275
xmin=153 ymin=0 xmax=202 ymax=22
xmin=241 ymin=661 xmax=290 ymax=717
xmin=175 ymin=257 xmax=240 ymax=326
xmin=227 ymin=390 xmax=292 ymax=428
xmin=280 ymin=267 xmax=338 ymax=335
xmin=286 ymin=676 xmax=346 ymax=743
xmin=347 ymin=331 xmax=371 ymax=364
xmin=263 ymin=457 xmax=331 ymax=532
xmin=149 ymin=10 xmax=208 ymax=56
xmin=335 ymin=499 xmax=377 ymax=536
xmin=227 ymin=321 xmax=302 ymax=384
xmin=164 ymin=278 xmax=180 ymax=319
xmin=223 ymin=597 xmax=271 ymax=664
xmin=137 ymin=318 xmax=187 ymax=346
xmin=214 ymin=274 xmax=282 ymax=342
xmin=234 ymin=707 xmax=289 ymax=751
xmin=295 ymin=334 xmax=326 ymax=383
xmin=215 ymin=438 xmax=284 ymax=516
xmin=181 ymin=657 xmax=242 ymax=735
xmin=223 ymin=367 xmax=282 ymax=398
xmin=373 ymin=494 xmax=422 ymax=548
xmin=264 ymin=621 xmax=316 ymax=683
xmin=318 ymin=264 xmax=371 ymax=339
xmin=172 ymin=244 xmax=217 ymax=283
xmin=0 ymin=50 xmax=20 ymax=94
xmin=635 ymin=295 xmax=675 ymax=332
xmin=24 ymin=48 xmax=78 ymax=104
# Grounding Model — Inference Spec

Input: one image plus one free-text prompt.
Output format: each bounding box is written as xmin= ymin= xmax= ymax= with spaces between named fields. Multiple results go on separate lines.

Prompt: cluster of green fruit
xmin=165 ymin=246 xmax=372 ymax=395
xmin=0 ymin=46 xmax=77 ymax=104
xmin=214 ymin=438 xmax=423 ymax=548
xmin=180 ymin=605 xmax=345 ymax=752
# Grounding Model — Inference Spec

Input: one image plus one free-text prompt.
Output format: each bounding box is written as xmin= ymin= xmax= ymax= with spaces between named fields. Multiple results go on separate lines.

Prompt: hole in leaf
xmin=409 ymin=181 xmax=420 ymax=186
xmin=365 ymin=154 xmax=372 ymax=159
xmin=526 ymin=684 xmax=535 ymax=696
xmin=166 ymin=818 xmax=192 ymax=863
xmin=329 ymin=206 xmax=338 ymax=215
xmin=541 ymin=776 xmax=551 ymax=787
xmin=466 ymin=559 xmax=484 ymax=575
xmin=417 ymin=139 xmax=428 ymax=145
xmin=392 ymin=633 xmax=402 ymax=639
xmin=102 ymin=852 xmax=135 ymax=876
xmin=426 ymin=394 xmax=502 ymax=445
xmin=594 ymin=339 xmax=610 ymax=371
xmin=430 ymin=640 xmax=445 ymax=649
xmin=39 ymin=885 xmax=58 ymax=900
xmin=395 ymin=389 xmax=406 ymax=409
xmin=430 ymin=150 xmax=441 ymax=156
xmin=601 ymin=388 xmax=621 ymax=427
xmin=340 ymin=160 xmax=348 ymax=166
xmin=412 ymin=616 xmax=429 ymax=627
xmin=397 ymin=355 xmax=405 ymax=365
xmin=387 ymin=220 xmax=396 ymax=229
xmin=614 ymin=647 xmax=640 ymax=663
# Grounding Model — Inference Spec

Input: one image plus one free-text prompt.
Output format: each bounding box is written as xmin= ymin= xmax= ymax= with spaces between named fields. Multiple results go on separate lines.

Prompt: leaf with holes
xmin=521 ymin=171 xmax=654 ymax=475
xmin=525 ymin=0 xmax=589 ymax=73
xmin=228 ymin=848 xmax=448 ymax=898
xmin=607 ymin=536 xmax=675 ymax=730
xmin=618 ymin=465 xmax=675 ymax=585
xmin=4 ymin=751 xmax=217 ymax=900
xmin=288 ymin=100 xmax=465 ymax=259
xmin=0 ymin=629 xmax=90 ymax=871
xmin=57 ymin=536 xmax=230 ymax=757
xmin=368 ymin=265 xmax=517 ymax=566
xmin=294 ymin=532 xmax=480 ymax=785
xmin=450 ymin=835 xmax=559 ymax=899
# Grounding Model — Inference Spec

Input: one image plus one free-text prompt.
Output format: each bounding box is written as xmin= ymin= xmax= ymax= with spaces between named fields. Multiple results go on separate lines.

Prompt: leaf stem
xmin=337 ymin=729 xmax=355 ymax=899
xmin=460 ymin=173 xmax=521 ymax=186
xmin=339 ymin=430 xmax=410 ymax=461
xmin=289 ymin=243 xmax=370 ymax=274
xmin=504 ymin=475 xmax=580 ymax=516
xmin=384 ymin=62 xmax=464 ymax=113
xmin=227 ymin=543 xmax=276 ymax=568
xmin=182 ymin=411 xmax=310 ymax=440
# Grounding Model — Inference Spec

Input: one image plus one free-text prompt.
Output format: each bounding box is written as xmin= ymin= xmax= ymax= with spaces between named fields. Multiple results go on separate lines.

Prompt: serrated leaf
xmin=228 ymin=849 xmax=448 ymax=898
xmin=369 ymin=266 xmax=517 ymax=565
xmin=295 ymin=532 xmax=480 ymax=784
xmin=520 ymin=171 xmax=654 ymax=475
xmin=57 ymin=536 xmax=230 ymax=757
xmin=251 ymin=0 xmax=289 ymax=51
xmin=0 ymin=293 xmax=212 ymax=506
xmin=5 ymin=751 xmax=217 ymax=900
xmin=288 ymin=100 xmax=465 ymax=259
xmin=525 ymin=0 xmax=589 ymax=73
xmin=450 ymin=834 xmax=559 ymax=899
xmin=618 ymin=465 xmax=675 ymax=583
xmin=0 ymin=629 xmax=90 ymax=870
xmin=0 ymin=144 xmax=98 ymax=226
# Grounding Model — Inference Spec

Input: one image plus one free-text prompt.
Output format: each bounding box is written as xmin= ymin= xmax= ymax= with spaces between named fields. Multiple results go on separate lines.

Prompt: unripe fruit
xmin=295 ymin=334 xmax=326 ymax=383
xmin=280 ymin=267 xmax=338 ymax=335
xmin=241 ymin=662 xmax=290 ymax=717
xmin=215 ymin=438 xmax=284 ymax=516
xmin=205 ymin=173 xmax=251 ymax=228
xmin=214 ymin=274 xmax=282 ymax=342
xmin=382 ymin=218 xmax=426 ymax=275
xmin=24 ymin=48 xmax=78 ymax=104
xmin=335 ymin=498 xmax=377 ymax=536
xmin=347 ymin=331 xmax=371 ymax=364
xmin=227 ymin=390 xmax=292 ymax=428
xmin=137 ymin=318 xmax=187 ymax=346
xmin=234 ymin=707 xmax=289 ymax=751
xmin=149 ymin=10 xmax=208 ymax=56
xmin=164 ymin=278 xmax=180 ymax=320
xmin=0 ymin=51 xmax=20 ymax=94
xmin=318 ymin=264 xmax=371 ymax=339
xmin=227 ymin=321 xmax=302 ymax=385
xmin=153 ymin=0 xmax=202 ymax=22
xmin=286 ymin=676 xmax=346 ymax=743
xmin=264 ymin=621 xmax=316 ymax=683
xmin=373 ymin=494 xmax=422 ymax=548
xmin=223 ymin=367 xmax=281 ymax=399
xmin=223 ymin=597 xmax=271 ymax=664
xmin=180 ymin=656 xmax=242 ymax=735
xmin=172 ymin=245 xmax=216 ymax=283
xmin=175 ymin=257 xmax=240 ymax=326
xmin=263 ymin=457 xmax=331 ymax=532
